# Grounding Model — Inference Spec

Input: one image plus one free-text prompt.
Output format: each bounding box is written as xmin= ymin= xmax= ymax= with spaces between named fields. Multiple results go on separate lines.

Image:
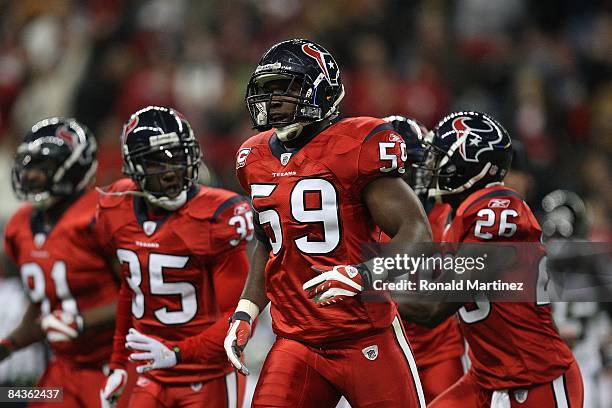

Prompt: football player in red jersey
xmin=96 ymin=106 xmax=251 ymax=408
xmin=2 ymin=118 xmax=121 ymax=407
xmin=218 ymin=39 xmax=432 ymax=408
xmin=384 ymin=115 xmax=466 ymax=403
xmin=400 ymin=111 xmax=583 ymax=407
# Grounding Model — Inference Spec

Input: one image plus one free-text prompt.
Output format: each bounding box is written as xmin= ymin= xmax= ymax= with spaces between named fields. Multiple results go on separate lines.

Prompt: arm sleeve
xmin=175 ymin=199 xmax=251 ymax=363
xmin=352 ymin=126 xmax=406 ymax=196
xmin=109 ymin=281 xmax=132 ymax=369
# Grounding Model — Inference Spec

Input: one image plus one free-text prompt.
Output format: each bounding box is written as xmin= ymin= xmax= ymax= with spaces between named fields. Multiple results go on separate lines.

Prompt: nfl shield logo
xmin=34 ymin=233 xmax=46 ymax=248
xmin=362 ymin=345 xmax=378 ymax=361
xmin=143 ymin=221 xmax=157 ymax=236
xmin=514 ymin=389 xmax=528 ymax=403
xmin=280 ymin=153 xmax=292 ymax=166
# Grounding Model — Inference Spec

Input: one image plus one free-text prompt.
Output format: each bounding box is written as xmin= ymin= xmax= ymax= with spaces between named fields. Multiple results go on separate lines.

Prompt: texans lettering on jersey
xmin=95 ymin=179 xmax=251 ymax=384
xmin=443 ymin=185 xmax=575 ymax=389
xmin=236 ymin=117 xmax=406 ymax=345
xmin=4 ymin=190 xmax=117 ymax=367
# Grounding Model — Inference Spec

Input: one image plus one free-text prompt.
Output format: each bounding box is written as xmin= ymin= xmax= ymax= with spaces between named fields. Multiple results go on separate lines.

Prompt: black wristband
xmin=230 ymin=311 xmax=252 ymax=324
xmin=172 ymin=345 xmax=181 ymax=364
xmin=356 ymin=263 xmax=372 ymax=289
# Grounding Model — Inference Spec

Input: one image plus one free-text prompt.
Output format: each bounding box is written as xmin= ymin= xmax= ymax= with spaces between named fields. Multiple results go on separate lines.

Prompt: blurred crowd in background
xmin=0 ymin=0 xmax=610 ymax=405
xmin=0 ymin=0 xmax=609 ymax=226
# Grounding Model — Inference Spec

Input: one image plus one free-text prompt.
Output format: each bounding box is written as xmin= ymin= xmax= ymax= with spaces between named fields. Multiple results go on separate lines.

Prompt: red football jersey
xmin=400 ymin=203 xmax=464 ymax=368
xmin=95 ymin=179 xmax=251 ymax=384
xmin=4 ymin=189 xmax=117 ymax=367
xmin=236 ymin=117 xmax=406 ymax=345
xmin=443 ymin=185 xmax=575 ymax=389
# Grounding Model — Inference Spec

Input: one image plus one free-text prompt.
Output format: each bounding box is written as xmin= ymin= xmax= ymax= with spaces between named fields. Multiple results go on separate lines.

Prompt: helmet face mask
xmin=121 ymin=106 xmax=201 ymax=209
xmin=246 ymin=39 xmax=344 ymax=134
xmin=12 ymin=117 xmax=97 ymax=209
xmin=135 ymin=147 xmax=192 ymax=199
xmin=246 ymin=73 xmax=315 ymax=129
xmin=383 ymin=115 xmax=431 ymax=197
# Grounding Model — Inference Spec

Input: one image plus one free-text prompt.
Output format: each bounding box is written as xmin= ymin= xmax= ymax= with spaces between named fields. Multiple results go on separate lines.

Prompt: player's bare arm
xmin=240 ymin=240 xmax=270 ymax=311
xmin=224 ymin=228 xmax=270 ymax=376
xmin=0 ymin=302 xmax=44 ymax=361
xmin=363 ymin=177 xmax=432 ymax=275
xmin=80 ymin=301 xmax=117 ymax=331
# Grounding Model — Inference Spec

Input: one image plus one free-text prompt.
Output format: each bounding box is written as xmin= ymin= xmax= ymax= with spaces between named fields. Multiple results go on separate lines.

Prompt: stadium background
xmin=0 ymin=0 xmax=609 ymax=406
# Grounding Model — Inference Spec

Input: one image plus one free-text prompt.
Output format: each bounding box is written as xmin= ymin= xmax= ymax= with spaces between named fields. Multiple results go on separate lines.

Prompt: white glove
xmin=99 ymin=368 xmax=128 ymax=408
xmin=224 ymin=313 xmax=252 ymax=376
xmin=302 ymin=265 xmax=365 ymax=306
xmin=41 ymin=310 xmax=83 ymax=342
xmin=490 ymin=390 xmax=511 ymax=408
xmin=125 ymin=328 xmax=177 ymax=373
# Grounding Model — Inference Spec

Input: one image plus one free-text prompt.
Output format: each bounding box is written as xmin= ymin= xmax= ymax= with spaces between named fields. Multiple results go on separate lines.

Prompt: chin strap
xmin=95 ymin=187 xmax=187 ymax=211
xmin=143 ymin=190 xmax=187 ymax=211
xmin=276 ymin=122 xmax=306 ymax=142
xmin=428 ymin=162 xmax=492 ymax=199
xmin=275 ymin=84 xmax=345 ymax=142
xmin=29 ymin=193 xmax=59 ymax=210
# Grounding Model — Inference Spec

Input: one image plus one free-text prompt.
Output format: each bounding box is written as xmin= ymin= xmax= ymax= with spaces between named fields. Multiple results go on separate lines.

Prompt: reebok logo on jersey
xmin=488 ymin=198 xmax=511 ymax=208
xmin=362 ymin=345 xmax=379 ymax=360
xmin=236 ymin=148 xmax=251 ymax=169
xmin=234 ymin=203 xmax=250 ymax=216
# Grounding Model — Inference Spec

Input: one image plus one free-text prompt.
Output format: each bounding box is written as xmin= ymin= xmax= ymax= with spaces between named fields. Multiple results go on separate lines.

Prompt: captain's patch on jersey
xmin=236 ymin=148 xmax=251 ymax=169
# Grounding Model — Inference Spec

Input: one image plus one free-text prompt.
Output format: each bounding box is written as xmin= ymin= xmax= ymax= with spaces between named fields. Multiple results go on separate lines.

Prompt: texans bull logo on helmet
xmin=122 ymin=115 xmax=139 ymax=145
xmin=301 ymin=43 xmax=340 ymax=86
xmin=56 ymin=125 xmax=78 ymax=148
xmin=440 ymin=114 xmax=504 ymax=163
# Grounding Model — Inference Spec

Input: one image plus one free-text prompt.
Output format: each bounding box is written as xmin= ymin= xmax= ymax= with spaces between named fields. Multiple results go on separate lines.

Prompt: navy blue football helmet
xmin=246 ymin=39 xmax=345 ymax=134
xmin=384 ymin=115 xmax=429 ymax=196
xmin=12 ymin=117 xmax=97 ymax=208
xmin=420 ymin=111 xmax=513 ymax=198
xmin=121 ymin=106 xmax=201 ymax=209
